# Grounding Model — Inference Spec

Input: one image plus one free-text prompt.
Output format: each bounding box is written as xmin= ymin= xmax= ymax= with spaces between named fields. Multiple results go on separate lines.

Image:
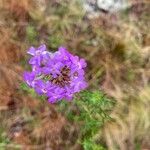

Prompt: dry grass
xmin=0 ymin=0 xmax=149 ymax=149
xmin=103 ymin=86 xmax=150 ymax=150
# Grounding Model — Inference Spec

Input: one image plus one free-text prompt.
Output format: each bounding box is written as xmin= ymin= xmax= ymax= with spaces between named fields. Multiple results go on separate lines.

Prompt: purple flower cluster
xmin=23 ymin=44 xmax=87 ymax=103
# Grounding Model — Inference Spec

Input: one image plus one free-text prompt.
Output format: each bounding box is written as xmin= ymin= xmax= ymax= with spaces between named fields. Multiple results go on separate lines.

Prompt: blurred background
xmin=0 ymin=0 xmax=149 ymax=149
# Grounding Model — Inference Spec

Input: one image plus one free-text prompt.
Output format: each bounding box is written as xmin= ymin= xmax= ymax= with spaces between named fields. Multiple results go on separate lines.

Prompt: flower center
xmin=50 ymin=66 xmax=70 ymax=87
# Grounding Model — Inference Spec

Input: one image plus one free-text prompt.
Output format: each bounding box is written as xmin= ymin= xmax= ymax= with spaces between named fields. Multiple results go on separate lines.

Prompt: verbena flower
xmin=23 ymin=44 xmax=87 ymax=103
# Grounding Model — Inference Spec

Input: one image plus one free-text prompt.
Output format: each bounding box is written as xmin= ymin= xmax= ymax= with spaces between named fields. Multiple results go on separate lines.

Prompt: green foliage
xmin=26 ymin=25 xmax=38 ymax=44
xmin=126 ymin=69 xmax=135 ymax=81
xmin=20 ymin=82 xmax=115 ymax=149
xmin=20 ymin=82 xmax=46 ymax=101
xmin=135 ymin=142 xmax=141 ymax=150
xmin=0 ymin=126 xmax=27 ymax=149
xmin=53 ymin=3 xmax=69 ymax=17
xmin=47 ymin=0 xmax=84 ymax=31
xmin=0 ymin=127 xmax=9 ymax=145
xmin=83 ymin=139 xmax=107 ymax=150
xmin=0 ymin=125 xmax=21 ymax=149
xmin=20 ymin=82 xmax=36 ymax=97
xmin=58 ymin=90 xmax=115 ymax=150
xmin=48 ymin=35 xmax=64 ymax=49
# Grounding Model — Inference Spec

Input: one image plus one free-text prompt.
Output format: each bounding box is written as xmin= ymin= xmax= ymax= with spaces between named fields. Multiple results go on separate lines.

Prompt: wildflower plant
xmin=23 ymin=44 xmax=87 ymax=103
xmin=58 ymin=90 xmax=115 ymax=150
xmin=22 ymin=44 xmax=114 ymax=150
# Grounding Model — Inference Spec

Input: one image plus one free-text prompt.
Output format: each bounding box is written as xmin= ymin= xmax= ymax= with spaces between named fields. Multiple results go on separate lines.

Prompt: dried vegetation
xmin=0 ymin=0 xmax=149 ymax=149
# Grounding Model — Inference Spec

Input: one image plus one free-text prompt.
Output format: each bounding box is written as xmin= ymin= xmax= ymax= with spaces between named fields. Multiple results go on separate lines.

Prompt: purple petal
xmin=48 ymin=97 xmax=57 ymax=103
xmin=23 ymin=72 xmax=35 ymax=87
xmin=36 ymin=44 xmax=46 ymax=53
xmin=24 ymin=44 xmax=88 ymax=103
xmin=27 ymin=47 xmax=36 ymax=56
xmin=80 ymin=58 xmax=87 ymax=68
